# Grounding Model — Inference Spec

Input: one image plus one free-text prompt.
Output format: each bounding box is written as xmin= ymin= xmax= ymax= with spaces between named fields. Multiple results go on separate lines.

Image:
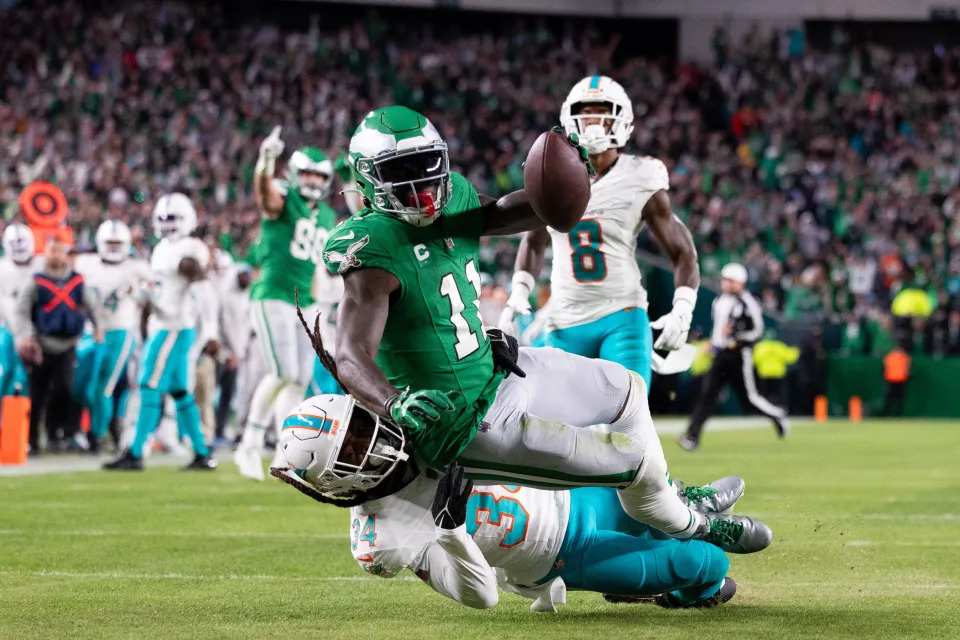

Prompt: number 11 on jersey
xmin=439 ymin=259 xmax=483 ymax=359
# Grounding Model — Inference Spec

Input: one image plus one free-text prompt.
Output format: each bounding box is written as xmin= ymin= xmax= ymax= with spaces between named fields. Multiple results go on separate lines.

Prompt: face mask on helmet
xmin=295 ymin=170 xmax=331 ymax=202
xmin=154 ymin=212 xmax=188 ymax=239
xmin=2 ymin=225 xmax=35 ymax=263
xmin=96 ymin=221 xmax=132 ymax=263
xmin=356 ymin=143 xmax=450 ymax=227
xmin=276 ymin=395 xmax=409 ymax=499
xmin=568 ymin=102 xmax=627 ymax=154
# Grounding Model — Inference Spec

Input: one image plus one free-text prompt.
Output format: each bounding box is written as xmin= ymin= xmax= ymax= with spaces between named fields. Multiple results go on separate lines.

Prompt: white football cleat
xmin=234 ymin=443 xmax=265 ymax=481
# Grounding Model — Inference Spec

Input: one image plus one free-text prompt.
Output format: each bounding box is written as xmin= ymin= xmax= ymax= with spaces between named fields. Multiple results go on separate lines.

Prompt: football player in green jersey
xmin=319 ymin=106 xmax=770 ymax=552
xmin=235 ymin=126 xmax=341 ymax=480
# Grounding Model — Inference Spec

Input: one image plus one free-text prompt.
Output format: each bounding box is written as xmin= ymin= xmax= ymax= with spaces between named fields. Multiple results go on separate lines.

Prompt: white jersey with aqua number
xmin=349 ymin=478 xmax=568 ymax=595
xmin=546 ymin=154 xmax=669 ymax=331
xmin=148 ymin=237 xmax=210 ymax=332
xmin=75 ymin=254 xmax=152 ymax=332
xmin=0 ymin=256 xmax=45 ymax=328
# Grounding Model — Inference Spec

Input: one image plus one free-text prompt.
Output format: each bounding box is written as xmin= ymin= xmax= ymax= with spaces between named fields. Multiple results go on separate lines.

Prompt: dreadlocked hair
xmin=269 ymin=466 xmax=370 ymax=508
xmin=294 ymin=287 xmax=343 ymax=389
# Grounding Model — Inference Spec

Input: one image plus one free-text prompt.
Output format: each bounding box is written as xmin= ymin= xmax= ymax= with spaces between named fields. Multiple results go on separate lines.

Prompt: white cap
xmin=720 ymin=263 xmax=748 ymax=284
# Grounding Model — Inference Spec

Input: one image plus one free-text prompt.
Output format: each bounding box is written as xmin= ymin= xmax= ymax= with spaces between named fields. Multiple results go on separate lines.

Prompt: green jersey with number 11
xmin=322 ymin=172 xmax=504 ymax=469
xmin=251 ymin=184 xmax=338 ymax=306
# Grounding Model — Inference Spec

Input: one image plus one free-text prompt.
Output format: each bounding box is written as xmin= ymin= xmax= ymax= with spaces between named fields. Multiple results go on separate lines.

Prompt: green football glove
xmin=550 ymin=126 xmax=596 ymax=176
xmin=387 ymin=388 xmax=457 ymax=434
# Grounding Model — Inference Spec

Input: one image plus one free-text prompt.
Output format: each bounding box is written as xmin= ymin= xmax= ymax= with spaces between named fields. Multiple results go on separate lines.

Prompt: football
xmin=523 ymin=130 xmax=591 ymax=232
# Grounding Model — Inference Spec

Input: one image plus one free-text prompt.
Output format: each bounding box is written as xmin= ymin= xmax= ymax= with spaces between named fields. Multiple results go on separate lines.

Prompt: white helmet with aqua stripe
xmin=560 ymin=75 xmax=634 ymax=154
xmin=274 ymin=394 xmax=409 ymax=498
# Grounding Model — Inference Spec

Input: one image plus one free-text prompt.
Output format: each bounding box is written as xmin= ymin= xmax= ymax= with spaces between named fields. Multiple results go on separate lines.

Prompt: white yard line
xmin=0 ymin=529 xmax=346 ymax=540
xmin=1 ymin=570 xmax=956 ymax=595
xmin=0 ymin=569 xmax=411 ymax=583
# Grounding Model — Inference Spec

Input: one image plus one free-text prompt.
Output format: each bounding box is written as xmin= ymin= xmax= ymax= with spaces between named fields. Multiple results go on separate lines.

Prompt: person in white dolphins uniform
xmin=501 ymin=75 xmax=701 ymax=388
xmin=75 ymin=220 xmax=151 ymax=452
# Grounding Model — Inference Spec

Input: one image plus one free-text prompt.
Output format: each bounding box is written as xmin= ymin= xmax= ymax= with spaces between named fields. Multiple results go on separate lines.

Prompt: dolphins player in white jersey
xmin=0 ymin=223 xmax=46 ymax=326
xmin=501 ymin=76 xmax=700 ymax=388
xmin=75 ymin=221 xmax=151 ymax=453
xmin=104 ymin=193 xmax=218 ymax=471
xmin=270 ymin=395 xmax=762 ymax=612
xmin=0 ymin=223 xmax=42 ymax=398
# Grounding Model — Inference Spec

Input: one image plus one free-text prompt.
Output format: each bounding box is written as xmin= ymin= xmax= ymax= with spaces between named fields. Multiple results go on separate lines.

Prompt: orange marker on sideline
xmin=0 ymin=395 xmax=31 ymax=465
xmin=849 ymin=396 xmax=863 ymax=424
xmin=814 ymin=395 xmax=827 ymax=423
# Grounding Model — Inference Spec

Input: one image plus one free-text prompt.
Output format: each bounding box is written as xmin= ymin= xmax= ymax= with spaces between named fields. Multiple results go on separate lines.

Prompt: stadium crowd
xmin=2 ymin=0 xmax=960 ymax=358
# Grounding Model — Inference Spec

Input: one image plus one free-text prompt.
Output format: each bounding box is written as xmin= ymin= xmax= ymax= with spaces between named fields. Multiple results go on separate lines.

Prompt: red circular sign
xmin=20 ymin=182 xmax=68 ymax=228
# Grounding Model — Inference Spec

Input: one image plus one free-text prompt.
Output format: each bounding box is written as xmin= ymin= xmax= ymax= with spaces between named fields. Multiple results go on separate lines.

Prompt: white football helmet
xmin=153 ymin=192 xmax=197 ymax=240
xmin=95 ymin=220 xmax=132 ymax=263
xmin=287 ymin=147 xmax=333 ymax=202
xmin=274 ymin=394 xmax=409 ymax=498
xmin=1 ymin=223 xmax=35 ymax=263
xmin=560 ymin=75 xmax=635 ymax=155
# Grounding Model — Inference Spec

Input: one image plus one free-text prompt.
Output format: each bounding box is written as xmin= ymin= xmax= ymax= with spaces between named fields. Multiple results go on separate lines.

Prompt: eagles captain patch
xmin=324 ymin=234 xmax=370 ymax=274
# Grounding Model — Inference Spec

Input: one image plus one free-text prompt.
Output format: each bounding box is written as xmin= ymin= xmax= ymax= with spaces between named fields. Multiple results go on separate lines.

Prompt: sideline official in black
xmin=679 ymin=263 xmax=788 ymax=451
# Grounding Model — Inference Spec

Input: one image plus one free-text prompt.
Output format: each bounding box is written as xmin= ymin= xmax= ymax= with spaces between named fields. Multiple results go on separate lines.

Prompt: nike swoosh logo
xmin=338 ymin=231 xmax=355 ymax=241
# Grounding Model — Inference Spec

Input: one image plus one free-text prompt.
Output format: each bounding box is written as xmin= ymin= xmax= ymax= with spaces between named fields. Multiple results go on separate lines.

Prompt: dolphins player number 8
xmin=568 ymin=219 xmax=607 ymax=282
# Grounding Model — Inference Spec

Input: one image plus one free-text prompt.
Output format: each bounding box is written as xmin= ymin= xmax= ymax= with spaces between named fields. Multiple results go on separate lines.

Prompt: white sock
xmin=614 ymin=373 xmax=705 ymax=538
xmin=241 ymin=374 xmax=285 ymax=449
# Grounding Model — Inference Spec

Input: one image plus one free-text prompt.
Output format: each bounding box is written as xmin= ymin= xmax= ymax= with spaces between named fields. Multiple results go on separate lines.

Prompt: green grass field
xmin=2 ymin=420 xmax=959 ymax=639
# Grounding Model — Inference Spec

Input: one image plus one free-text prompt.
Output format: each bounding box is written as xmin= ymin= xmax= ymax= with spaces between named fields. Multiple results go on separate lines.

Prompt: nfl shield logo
xmin=445 ymin=237 xmax=455 ymax=250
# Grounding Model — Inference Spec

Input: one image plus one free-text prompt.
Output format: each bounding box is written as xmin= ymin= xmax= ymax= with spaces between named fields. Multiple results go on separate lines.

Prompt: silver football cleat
xmin=697 ymin=514 xmax=773 ymax=554
xmin=675 ymin=475 xmax=746 ymax=514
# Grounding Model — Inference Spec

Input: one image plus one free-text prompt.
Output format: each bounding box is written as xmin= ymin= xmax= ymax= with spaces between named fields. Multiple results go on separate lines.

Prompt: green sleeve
xmin=442 ymin=172 xmax=484 ymax=240
xmin=322 ymin=220 xmax=393 ymax=277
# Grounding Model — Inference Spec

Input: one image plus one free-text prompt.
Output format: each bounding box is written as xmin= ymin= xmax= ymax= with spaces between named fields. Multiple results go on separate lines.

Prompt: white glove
xmin=256 ymin=125 xmax=284 ymax=176
xmin=650 ymin=286 xmax=697 ymax=351
xmin=651 ymin=344 xmax=698 ymax=375
xmin=498 ymin=271 xmax=535 ymax=337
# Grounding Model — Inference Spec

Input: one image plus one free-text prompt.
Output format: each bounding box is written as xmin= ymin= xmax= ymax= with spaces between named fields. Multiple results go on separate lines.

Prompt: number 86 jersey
xmin=546 ymin=154 xmax=669 ymax=331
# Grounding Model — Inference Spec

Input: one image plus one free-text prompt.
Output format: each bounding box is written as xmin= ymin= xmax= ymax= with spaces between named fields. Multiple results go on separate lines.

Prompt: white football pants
xmin=459 ymin=347 xmax=702 ymax=538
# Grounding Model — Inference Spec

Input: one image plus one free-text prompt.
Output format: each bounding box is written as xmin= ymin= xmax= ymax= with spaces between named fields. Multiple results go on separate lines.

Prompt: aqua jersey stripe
xmin=589 ymin=75 xmax=601 ymax=89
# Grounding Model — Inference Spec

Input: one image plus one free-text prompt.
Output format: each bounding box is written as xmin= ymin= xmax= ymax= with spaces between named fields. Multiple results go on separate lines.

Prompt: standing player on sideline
xmin=500 ymin=76 xmax=699 ymax=388
xmin=76 ymin=220 xmax=151 ymax=453
xmin=234 ymin=126 xmax=339 ymax=480
xmin=0 ymin=224 xmax=43 ymax=398
xmin=104 ymin=193 xmax=218 ymax=471
xmin=0 ymin=223 xmax=45 ymax=326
